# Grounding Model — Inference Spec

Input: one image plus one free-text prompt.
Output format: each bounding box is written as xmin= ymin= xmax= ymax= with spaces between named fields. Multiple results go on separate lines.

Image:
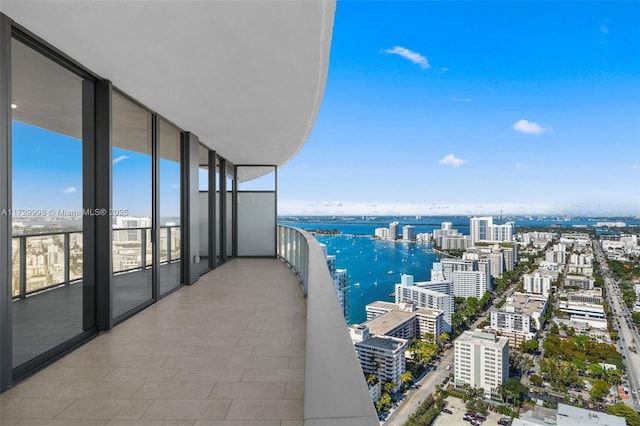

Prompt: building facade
xmin=355 ymin=336 xmax=408 ymax=387
xmin=454 ymin=330 xmax=509 ymax=399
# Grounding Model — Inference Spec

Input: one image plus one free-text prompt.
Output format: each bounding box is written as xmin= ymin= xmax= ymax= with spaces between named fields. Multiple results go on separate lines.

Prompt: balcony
xmin=0 ymin=226 xmax=378 ymax=425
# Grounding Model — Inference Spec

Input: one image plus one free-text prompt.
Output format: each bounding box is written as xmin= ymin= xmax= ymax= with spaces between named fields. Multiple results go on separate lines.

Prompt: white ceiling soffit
xmin=2 ymin=0 xmax=335 ymax=181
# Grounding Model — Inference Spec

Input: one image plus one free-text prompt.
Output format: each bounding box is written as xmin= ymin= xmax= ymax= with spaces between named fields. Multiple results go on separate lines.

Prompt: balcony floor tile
xmin=0 ymin=259 xmax=306 ymax=424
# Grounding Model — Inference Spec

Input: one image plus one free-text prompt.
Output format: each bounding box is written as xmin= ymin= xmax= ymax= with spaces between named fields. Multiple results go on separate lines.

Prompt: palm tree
xmin=400 ymin=371 xmax=413 ymax=391
xmin=366 ymin=374 xmax=377 ymax=386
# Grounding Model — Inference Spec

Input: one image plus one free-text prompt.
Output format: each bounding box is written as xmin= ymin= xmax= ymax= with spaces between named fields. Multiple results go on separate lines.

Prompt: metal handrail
xmin=11 ymin=226 xmax=181 ymax=299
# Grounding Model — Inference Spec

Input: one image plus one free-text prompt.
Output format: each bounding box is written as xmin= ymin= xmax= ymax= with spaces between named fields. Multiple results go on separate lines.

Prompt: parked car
xmin=442 ymin=408 xmax=453 ymax=414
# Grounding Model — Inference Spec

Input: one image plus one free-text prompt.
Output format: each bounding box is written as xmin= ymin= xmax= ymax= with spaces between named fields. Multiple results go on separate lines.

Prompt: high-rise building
xmin=470 ymin=216 xmax=493 ymax=245
xmin=395 ymin=274 xmax=453 ymax=332
xmin=523 ymin=272 xmax=552 ymax=296
xmin=389 ymin=221 xmax=399 ymax=241
xmin=454 ymin=330 xmax=509 ymax=399
xmin=363 ymin=301 xmax=444 ymax=341
xmin=355 ymin=336 xmax=408 ymax=387
xmin=470 ymin=216 xmax=515 ymax=244
xmin=402 ymin=225 xmax=416 ymax=241
xmin=452 ymin=270 xmax=489 ymax=299
xmin=320 ymin=243 xmax=349 ymax=319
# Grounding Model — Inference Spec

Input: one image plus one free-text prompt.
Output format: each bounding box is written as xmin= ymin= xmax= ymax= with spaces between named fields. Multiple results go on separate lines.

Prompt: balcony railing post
xmin=141 ymin=229 xmax=147 ymax=270
xmin=19 ymin=236 xmax=26 ymax=299
xmin=64 ymin=232 xmax=70 ymax=286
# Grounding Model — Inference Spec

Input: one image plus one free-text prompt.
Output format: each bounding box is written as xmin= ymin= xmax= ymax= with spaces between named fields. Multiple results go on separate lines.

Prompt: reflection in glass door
xmin=112 ymin=91 xmax=153 ymax=319
xmin=10 ymin=38 xmax=94 ymax=368
xmin=158 ymin=120 xmax=182 ymax=295
xmin=198 ymin=145 xmax=211 ymax=275
xmin=215 ymin=157 xmax=222 ymax=266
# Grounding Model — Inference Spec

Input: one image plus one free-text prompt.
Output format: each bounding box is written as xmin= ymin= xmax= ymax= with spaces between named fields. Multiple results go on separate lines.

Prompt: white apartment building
xmin=402 ymin=225 xmax=416 ymax=241
xmin=452 ymin=270 xmax=489 ymax=299
xmin=470 ymin=216 xmax=515 ymax=244
xmin=389 ymin=221 xmax=399 ymax=241
xmin=320 ymin=243 xmax=348 ymax=319
xmin=395 ymin=278 xmax=452 ymax=332
xmin=564 ymin=273 xmax=595 ymax=290
xmin=454 ymin=330 xmax=509 ymax=399
xmin=545 ymin=243 xmax=567 ymax=264
xmin=374 ymin=227 xmax=389 ymax=239
xmin=490 ymin=292 xmax=548 ymax=348
xmin=113 ymin=215 xmax=152 ymax=229
xmin=523 ymin=272 xmax=552 ymax=296
xmin=557 ymin=299 xmax=606 ymax=329
xmin=441 ymin=235 xmax=471 ymax=250
xmin=470 ymin=217 xmax=493 ymax=245
xmin=355 ymin=336 xmax=408 ymax=387
xmin=363 ymin=301 xmax=444 ymax=341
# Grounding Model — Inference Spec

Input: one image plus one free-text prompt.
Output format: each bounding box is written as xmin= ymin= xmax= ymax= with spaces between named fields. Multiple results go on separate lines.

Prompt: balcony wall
xmin=278 ymin=225 xmax=378 ymax=425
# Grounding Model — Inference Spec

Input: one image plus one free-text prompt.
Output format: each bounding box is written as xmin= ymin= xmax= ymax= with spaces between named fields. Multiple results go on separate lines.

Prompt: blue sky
xmin=277 ymin=1 xmax=640 ymax=216
xmin=13 ymin=122 xmax=181 ymax=220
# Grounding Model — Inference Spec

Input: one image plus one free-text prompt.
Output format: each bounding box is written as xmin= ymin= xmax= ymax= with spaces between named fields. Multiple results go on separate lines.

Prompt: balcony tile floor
xmin=1 ymin=258 xmax=306 ymax=425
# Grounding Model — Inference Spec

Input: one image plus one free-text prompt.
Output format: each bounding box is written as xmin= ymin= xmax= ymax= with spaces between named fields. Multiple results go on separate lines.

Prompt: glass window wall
xmin=158 ymin=119 xmax=182 ymax=295
xmin=112 ymin=91 xmax=153 ymax=319
xmin=10 ymin=38 xmax=92 ymax=367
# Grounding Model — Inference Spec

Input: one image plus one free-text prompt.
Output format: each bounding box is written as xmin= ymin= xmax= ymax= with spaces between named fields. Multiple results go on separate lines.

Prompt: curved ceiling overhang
xmin=1 ymin=1 xmax=335 ymax=180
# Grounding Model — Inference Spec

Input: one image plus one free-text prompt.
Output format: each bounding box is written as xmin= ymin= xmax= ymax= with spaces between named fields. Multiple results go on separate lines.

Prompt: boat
xmin=353 ymin=282 xmax=360 ymax=287
xmin=387 ymin=270 xmax=394 ymax=275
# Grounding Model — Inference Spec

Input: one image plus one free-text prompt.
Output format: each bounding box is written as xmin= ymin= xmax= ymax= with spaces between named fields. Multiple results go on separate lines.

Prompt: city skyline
xmin=277 ymin=1 xmax=640 ymax=216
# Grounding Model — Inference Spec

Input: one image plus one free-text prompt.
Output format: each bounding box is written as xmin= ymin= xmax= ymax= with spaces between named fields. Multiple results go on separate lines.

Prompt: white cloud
xmin=383 ymin=46 xmax=430 ymax=69
xmin=113 ymin=155 xmax=130 ymax=164
xmin=512 ymin=119 xmax=551 ymax=135
xmin=453 ymin=97 xmax=472 ymax=103
xmin=63 ymin=186 xmax=77 ymax=194
xmin=516 ymin=162 xmax=528 ymax=169
xmin=439 ymin=154 xmax=467 ymax=167
xmin=440 ymin=67 xmax=449 ymax=73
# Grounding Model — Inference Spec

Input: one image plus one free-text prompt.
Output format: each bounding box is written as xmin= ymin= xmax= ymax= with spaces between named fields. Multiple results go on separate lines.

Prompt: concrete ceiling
xmin=2 ymin=0 xmax=335 ymax=180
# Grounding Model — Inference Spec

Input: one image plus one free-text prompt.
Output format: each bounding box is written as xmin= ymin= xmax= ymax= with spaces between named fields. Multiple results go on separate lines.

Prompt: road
xmin=384 ymin=349 xmax=454 ymax=425
xmin=385 ymin=311 xmax=495 ymax=425
xmin=593 ymin=239 xmax=640 ymax=409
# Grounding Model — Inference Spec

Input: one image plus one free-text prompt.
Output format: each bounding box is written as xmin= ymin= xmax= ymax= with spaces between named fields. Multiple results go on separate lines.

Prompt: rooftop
xmin=356 ymin=336 xmax=407 ymax=352
xmin=498 ymin=292 xmax=549 ymax=316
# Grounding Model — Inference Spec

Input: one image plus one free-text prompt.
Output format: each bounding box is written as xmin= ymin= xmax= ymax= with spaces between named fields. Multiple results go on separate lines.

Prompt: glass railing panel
xmin=146 ymin=228 xmax=153 ymax=267
xmin=69 ymin=232 xmax=83 ymax=281
xmin=12 ymin=238 xmax=20 ymax=298
xmin=25 ymin=234 xmax=65 ymax=294
xmin=170 ymin=226 xmax=181 ymax=262
xmin=159 ymin=227 xmax=168 ymax=264
xmin=112 ymin=228 xmax=144 ymax=273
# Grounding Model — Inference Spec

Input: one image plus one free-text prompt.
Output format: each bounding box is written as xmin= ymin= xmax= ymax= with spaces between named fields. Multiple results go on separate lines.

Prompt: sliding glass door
xmin=158 ymin=119 xmax=182 ymax=295
xmin=112 ymin=91 xmax=153 ymax=319
xmin=10 ymin=37 xmax=95 ymax=370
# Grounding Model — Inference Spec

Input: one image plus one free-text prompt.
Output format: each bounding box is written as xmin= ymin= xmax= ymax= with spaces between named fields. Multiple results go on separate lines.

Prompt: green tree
xmin=520 ymin=339 xmax=539 ymax=354
xmin=590 ymin=379 xmax=609 ymax=400
xmin=375 ymin=393 xmax=392 ymax=412
xmin=606 ymin=403 xmax=640 ymax=426
xmin=400 ymin=371 xmax=413 ymax=391
xmin=383 ymin=380 xmax=397 ymax=395
xmin=439 ymin=331 xmax=450 ymax=345
xmin=529 ymin=374 xmax=543 ymax=387
xmin=366 ymin=374 xmax=377 ymax=386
